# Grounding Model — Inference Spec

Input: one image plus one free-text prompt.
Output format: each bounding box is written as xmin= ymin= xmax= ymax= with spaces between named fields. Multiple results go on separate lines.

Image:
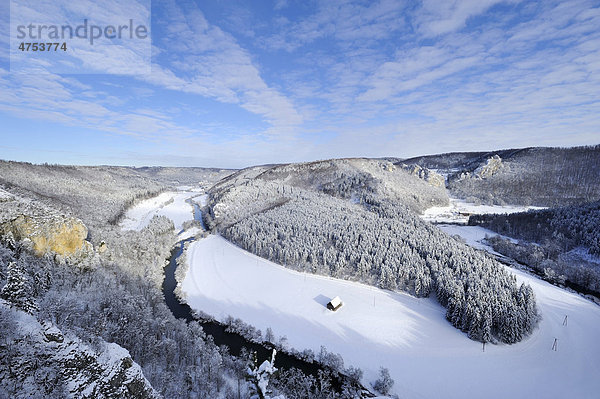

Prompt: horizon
xmin=1 ymin=142 xmax=599 ymax=170
xmin=1 ymin=0 xmax=599 ymax=168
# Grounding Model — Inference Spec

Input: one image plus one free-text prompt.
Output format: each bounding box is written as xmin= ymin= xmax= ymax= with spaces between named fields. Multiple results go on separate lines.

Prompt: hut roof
xmin=328 ymin=296 xmax=342 ymax=308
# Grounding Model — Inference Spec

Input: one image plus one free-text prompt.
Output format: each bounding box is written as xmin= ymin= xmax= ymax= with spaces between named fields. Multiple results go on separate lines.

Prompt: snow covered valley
xmin=181 ymin=234 xmax=600 ymax=399
xmin=122 ymin=188 xmax=600 ymax=398
xmin=119 ymin=190 xmax=205 ymax=232
xmin=421 ymin=196 xmax=545 ymax=224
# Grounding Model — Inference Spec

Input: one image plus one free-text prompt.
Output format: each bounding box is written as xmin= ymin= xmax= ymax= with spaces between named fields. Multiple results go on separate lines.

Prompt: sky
xmin=0 ymin=0 xmax=599 ymax=169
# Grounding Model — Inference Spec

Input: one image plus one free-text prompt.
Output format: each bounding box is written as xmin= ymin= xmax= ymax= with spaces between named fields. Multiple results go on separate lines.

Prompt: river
xmin=162 ymin=220 xmax=362 ymax=393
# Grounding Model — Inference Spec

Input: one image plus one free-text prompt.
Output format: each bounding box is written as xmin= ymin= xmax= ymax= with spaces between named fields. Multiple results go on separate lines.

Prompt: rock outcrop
xmin=1 ymin=213 xmax=93 ymax=262
xmin=473 ymin=155 xmax=503 ymax=179
xmin=455 ymin=155 xmax=505 ymax=181
xmin=0 ymin=301 xmax=160 ymax=399
xmin=400 ymin=164 xmax=445 ymax=187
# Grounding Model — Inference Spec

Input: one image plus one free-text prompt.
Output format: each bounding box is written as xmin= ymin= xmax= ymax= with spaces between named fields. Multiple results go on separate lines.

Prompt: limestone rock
xmin=400 ymin=164 xmax=445 ymax=187
xmin=97 ymin=241 xmax=108 ymax=254
xmin=43 ymin=321 xmax=65 ymax=343
xmin=473 ymin=155 xmax=503 ymax=179
xmin=1 ymin=214 xmax=93 ymax=261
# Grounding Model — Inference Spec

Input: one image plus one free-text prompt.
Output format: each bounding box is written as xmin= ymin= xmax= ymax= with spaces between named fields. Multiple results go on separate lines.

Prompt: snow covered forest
xmin=404 ymin=145 xmax=600 ymax=207
xmin=206 ymin=159 xmax=538 ymax=344
xmin=470 ymin=201 xmax=600 ymax=292
xmin=470 ymin=201 xmax=600 ymax=256
xmin=0 ymin=162 xmax=352 ymax=398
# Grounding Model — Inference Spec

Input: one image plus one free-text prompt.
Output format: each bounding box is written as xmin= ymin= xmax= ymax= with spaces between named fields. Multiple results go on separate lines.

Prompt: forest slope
xmin=402 ymin=145 xmax=600 ymax=207
xmin=206 ymin=159 xmax=538 ymax=344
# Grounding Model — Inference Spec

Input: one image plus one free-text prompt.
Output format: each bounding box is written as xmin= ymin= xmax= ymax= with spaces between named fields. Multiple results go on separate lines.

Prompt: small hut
xmin=327 ymin=296 xmax=343 ymax=311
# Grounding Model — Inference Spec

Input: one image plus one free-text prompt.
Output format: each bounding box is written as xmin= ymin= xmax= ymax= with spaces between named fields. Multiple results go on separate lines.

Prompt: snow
xmin=196 ymin=193 xmax=208 ymax=207
xmin=436 ymin=224 xmax=518 ymax=254
xmin=562 ymin=246 xmax=600 ymax=266
xmin=120 ymin=190 xmax=198 ymax=232
xmin=422 ymin=197 xmax=545 ymax=224
xmin=178 ymin=226 xmax=201 ymax=241
xmin=183 ymin=234 xmax=600 ymax=399
xmin=0 ymin=187 xmax=13 ymax=200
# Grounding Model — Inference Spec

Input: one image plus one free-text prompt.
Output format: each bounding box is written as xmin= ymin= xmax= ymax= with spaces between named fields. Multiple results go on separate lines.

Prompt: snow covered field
xmin=436 ymin=224 xmax=520 ymax=254
xmin=422 ymin=197 xmax=545 ymax=224
xmin=120 ymin=191 xmax=200 ymax=232
xmin=182 ymin=234 xmax=600 ymax=399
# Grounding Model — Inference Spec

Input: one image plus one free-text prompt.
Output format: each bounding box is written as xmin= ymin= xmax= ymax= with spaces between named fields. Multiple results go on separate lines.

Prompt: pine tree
xmin=1 ymin=261 xmax=38 ymax=314
xmin=373 ymin=367 xmax=394 ymax=395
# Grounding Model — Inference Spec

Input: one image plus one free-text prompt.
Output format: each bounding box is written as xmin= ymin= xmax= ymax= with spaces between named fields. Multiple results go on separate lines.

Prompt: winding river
xmin=161 ymin=204 xmax=360 ymax=391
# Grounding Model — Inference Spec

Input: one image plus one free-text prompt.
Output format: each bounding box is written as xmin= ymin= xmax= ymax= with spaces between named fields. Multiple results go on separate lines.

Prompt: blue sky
xmin=0 ymin=0 xmax=599 ymax=168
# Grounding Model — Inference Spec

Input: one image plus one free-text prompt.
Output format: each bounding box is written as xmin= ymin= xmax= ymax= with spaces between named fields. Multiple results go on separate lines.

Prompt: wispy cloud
xmin=0 ymin=0 xmax=598 ymax=167
xmin=267 ymin=0 xmax=600 ymax=159
xmin=147 ymin=0 xmax=302 ymax=135
xmin=9 ymin=0 xmax=151 ymax=74
xmin=415 ymin=0 xmax=517 ymax=37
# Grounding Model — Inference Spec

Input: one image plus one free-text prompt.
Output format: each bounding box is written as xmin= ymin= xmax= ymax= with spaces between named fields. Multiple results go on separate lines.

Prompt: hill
xmin=205 ymin=158 xmax=538 ymax=344
xmin=401 ymin=145 xmax=600 ymax=207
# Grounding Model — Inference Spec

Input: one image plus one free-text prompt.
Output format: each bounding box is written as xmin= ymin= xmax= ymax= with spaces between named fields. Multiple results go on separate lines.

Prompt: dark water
xmin=162 ymin=240 xmax=333 ymax=380
xmin=191 ymin=202 xmax=205 ymax=227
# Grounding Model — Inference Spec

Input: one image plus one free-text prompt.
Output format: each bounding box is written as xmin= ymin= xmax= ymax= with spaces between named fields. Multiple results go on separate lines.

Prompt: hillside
xmin=401 ymin=145 xmax=600 ymax=207
xmin=0 ymin=161 xmax=281 ymax=398
xmin=205 ymin=158 xmax=538 ymax=344
xmin=470 ymin=200 xmax=600 ymax=293
xmin=0 ymin=161 xmax=233 ymax=230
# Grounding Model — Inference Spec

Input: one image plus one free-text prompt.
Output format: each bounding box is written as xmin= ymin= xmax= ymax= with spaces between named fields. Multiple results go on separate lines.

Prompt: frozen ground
xmin=120 ymin=190 xmax=200 ymax=232
xmin=421 ymin=197 xmax=545 ymax=224
xmin=436 ymin=224 xmax=520 ymax=254
xmin=182 ymin=234 xmax=600 ymax=399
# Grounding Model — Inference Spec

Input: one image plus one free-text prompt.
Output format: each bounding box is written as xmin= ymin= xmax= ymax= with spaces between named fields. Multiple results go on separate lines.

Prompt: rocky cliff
xmin=0 ymin=300 xmax=160 ymax=399
xmin=0 ymin=189 xmax=94 ymax=262
xmin=1 ymin=214 xmax=93 ymax=259
xmin=400 ymin=163 xmax=446 ymax=187
xmin=473 ymin=155 xmax=504 ymax=178
xmin=455 ymin=155 xmax=505 ymax=181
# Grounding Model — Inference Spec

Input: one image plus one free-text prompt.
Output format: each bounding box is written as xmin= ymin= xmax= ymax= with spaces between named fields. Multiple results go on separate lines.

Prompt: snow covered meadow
xmin=182 ymin=234 xmax=600 ymax=398
xmin=119 ymin=190 xmax=201 ymax=232
xmin=436 ymin=224 xmax=517 ymax=254
xmin=421 ymin=197 xmax=545 ymax=224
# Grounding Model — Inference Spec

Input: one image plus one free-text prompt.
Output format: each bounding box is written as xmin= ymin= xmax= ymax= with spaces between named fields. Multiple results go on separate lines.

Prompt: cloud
xmin=1 ymin=0 xmax=598 ymax=168
xmin=147 ymin=0 xmax=302 ymax=134
xmin=415 ymin=0 xmax=517 ymax=37
xmin=274 ymin=0 xmax=288 ymax=11
xmin=1 ymin=0 xmax=303 ymax=158
xmin=0 ymin=67 xmax=200 ymax=142
xmin=265 ymin=0 xmax=407 ymax=51
xmin=9 ymin=0 xmax=151 ymax=74
xmin=273 ymin=0 xmax=600 ymax=161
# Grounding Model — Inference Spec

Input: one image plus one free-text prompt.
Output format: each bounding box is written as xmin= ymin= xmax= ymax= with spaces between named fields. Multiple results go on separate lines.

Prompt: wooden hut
xmin=327 ymin=296 xmax=343 ymax=311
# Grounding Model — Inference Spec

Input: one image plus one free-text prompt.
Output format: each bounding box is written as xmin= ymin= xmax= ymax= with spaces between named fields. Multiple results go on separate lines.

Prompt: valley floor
xmin=182 ymin=234 xmax=600 ymax=399
xmin=119 ymin=190 xmax=202 ymax=232
xmin=421 ymin=197 xmax=545 ymax=224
